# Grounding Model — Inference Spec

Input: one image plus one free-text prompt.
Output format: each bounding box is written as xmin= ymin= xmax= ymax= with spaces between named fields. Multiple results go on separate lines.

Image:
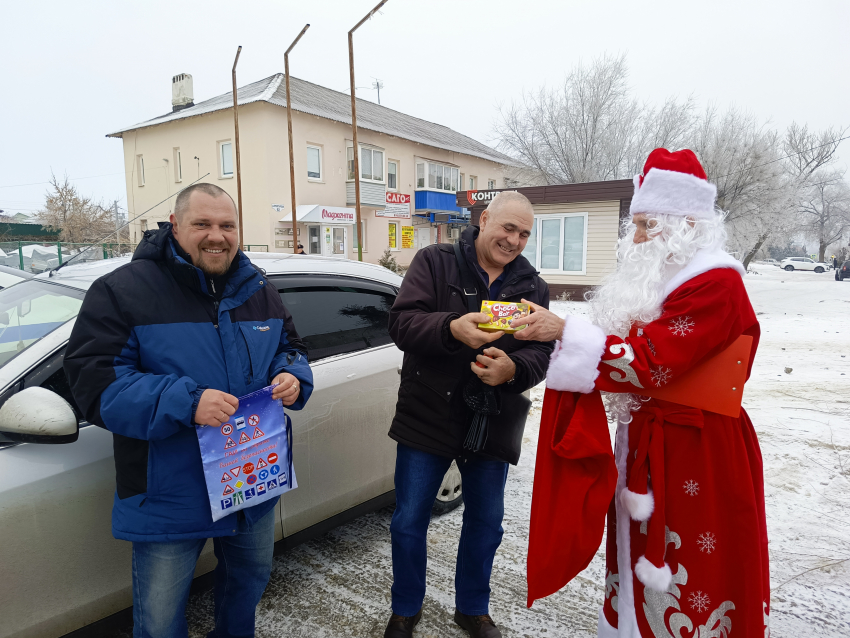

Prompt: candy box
xmin=477 ymin=301 xmax=530 ymax=333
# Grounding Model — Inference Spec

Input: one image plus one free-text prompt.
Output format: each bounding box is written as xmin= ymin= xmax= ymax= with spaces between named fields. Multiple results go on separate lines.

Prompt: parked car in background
xmin=0 ymin=253 xmax=462 ymax=638
xmin=0 ymin=265 xmax=33 ymax=289
xmin=759 ymin=258 xmax=780 ymax=267
xmin=836 ymin=260 xmax=850 ymax=281
xmin=780 ymin=257 xmax=829 ymax=273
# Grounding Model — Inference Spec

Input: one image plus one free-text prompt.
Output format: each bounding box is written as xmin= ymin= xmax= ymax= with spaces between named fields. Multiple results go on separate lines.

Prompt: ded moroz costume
xmin=527 ymin=149 xmax=770 ymax=637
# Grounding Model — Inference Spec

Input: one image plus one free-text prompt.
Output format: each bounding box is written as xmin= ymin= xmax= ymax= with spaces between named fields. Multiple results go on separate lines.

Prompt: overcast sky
xmin=2 ymin=0 xmax=848 ymax=217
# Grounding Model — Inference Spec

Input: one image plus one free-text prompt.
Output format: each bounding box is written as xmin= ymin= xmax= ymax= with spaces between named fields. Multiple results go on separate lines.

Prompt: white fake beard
xmin=589 ymin=228 xmax=671 ymax=338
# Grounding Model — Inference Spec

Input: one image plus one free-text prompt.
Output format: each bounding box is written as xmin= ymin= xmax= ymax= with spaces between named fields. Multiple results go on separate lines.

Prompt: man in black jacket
xmin=383 ymin=191 xmax=554 ymax=638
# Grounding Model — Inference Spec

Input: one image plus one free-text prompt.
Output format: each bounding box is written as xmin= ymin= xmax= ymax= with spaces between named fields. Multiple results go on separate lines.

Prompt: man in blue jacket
xmin=64 ymin=183 xmax=313 ymax=638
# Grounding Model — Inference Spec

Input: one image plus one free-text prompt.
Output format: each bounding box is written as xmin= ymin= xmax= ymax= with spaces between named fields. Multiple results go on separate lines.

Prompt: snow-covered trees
xmin=37 ymin=173 xmax=119 ymax=244
xmin=493 ymin=55 xmax=849 ymax=265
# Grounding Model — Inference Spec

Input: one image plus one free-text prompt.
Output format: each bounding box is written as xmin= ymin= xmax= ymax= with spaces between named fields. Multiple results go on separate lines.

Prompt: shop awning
xmin=279 ymin=205 xmax=357 ymax=224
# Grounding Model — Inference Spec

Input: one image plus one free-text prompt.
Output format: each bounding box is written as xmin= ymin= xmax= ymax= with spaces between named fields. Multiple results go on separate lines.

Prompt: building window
xmin=388 ymin=221 xmax=400 ymax=251
xmin=173 ymin=148 xmax=182 ymax=182
xmin=136 ymin=155 xmax=145 ymax=187
xmin=416 ymin=160 xmax=459 ymax=193
xmin=387 ymin=160 xmax=398 ymax=190
xmin=488 ymin=179 xmax=496 ymax=189
xmin=219 ymin=141 xmax=234 ymax=178
xmin=352 ymin=219 xmax=367 ymax=252
xmin=306 ymin=145 xmax=322 ymax=180
xmin=347 ymin=145 xmax=384 ymax=182
xmin=140 ymin=219 xmax=148 ymax=232
xmin=521 ymin=213 xmax=587 ymax=274
xmin=469 ymin=175 xmax=477 ymax=190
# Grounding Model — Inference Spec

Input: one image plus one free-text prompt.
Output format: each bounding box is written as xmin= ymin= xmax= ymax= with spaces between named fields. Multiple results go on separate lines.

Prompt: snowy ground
xmin=176 ymin=266 xmax=849 ymax=638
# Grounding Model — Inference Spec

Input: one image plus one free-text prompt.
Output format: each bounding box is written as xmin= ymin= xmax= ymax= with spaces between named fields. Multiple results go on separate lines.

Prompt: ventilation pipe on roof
xmin=172 ymin=74 xmax=194 ymax=112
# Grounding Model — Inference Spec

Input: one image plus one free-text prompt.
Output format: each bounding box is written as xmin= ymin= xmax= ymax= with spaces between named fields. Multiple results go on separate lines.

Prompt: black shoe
xmin=383 ymin=609 xmax=422 ymax=638
xmin=453 ymin=609 xmax=502 ymax=638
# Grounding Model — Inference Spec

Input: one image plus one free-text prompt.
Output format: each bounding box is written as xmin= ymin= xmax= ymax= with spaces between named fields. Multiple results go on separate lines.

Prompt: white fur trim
xmin=597 ymin=606 xmax=618 ymax=638
xmin=634 ymin=556 xmax=673 ymax=592
xmin=620 ymin=488 xmax=654 ymax=522
xmin=546 ymin=315 xmax=606 ymax=393
xmin=613 ymin=418 xmax=640 ymax=636
xmin=663 ymin=245 xmax=746 ymax=299
xmin=630 ymin=168 xmax=717 ymax=220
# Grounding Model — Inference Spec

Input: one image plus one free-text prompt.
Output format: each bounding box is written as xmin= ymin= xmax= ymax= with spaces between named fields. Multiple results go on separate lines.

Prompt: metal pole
xmin=232 ymin=46 xmax=244 ymax=250
xmin=349 ymin=0 xmax=389 ymax=262
xmin=285 ymin=24 xmax=310 ymax=255
xmin=114 ymin=200 xmax=120 ymax=257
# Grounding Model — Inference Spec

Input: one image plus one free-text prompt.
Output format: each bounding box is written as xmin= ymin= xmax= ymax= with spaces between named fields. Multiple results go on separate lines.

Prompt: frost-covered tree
xmin=797 ymin=170 xmax=850 ymax=262
xmin=494 ymin=53 xmax=695 ymax=184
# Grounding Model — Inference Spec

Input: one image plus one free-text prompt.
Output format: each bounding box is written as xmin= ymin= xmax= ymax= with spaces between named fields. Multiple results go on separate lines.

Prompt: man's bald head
xmin=484 ymin=190 xmax=534 ymax=221
xmin=173 ymin=183 xmax=236 ymax=222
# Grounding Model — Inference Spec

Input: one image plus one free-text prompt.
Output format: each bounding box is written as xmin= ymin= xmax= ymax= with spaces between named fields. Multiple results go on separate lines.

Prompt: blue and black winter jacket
xmin=64 ymin=223 xmax=313 ymax=542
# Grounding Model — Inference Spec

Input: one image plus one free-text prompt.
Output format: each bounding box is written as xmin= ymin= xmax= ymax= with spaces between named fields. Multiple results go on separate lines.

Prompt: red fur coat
xmin=528 ymin=256 xmax=771 ymax=638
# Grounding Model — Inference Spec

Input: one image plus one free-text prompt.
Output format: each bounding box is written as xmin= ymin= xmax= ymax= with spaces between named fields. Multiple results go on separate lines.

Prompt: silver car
xmin=0 ymin=253 xmax=462 ymax=638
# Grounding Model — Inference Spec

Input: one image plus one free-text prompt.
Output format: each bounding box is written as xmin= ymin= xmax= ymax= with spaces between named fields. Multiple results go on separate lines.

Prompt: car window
xmin=275 ymin=277 xmax=396 ymax=362
xmin=0 ymin=280 xmax=84 ymax=369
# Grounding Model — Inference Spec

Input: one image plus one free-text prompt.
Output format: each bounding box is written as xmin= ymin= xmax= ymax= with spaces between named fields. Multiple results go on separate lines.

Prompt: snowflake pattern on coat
xmin=697 ymin=531 xmax=717 ymax=554
xmin=650 ymin=366 xmax=672 ymax=387
xmin=684 ymin=480 xmax=700 ymax=496
xmin=689 ymin=590 xmax=711 ymax=614
xmin=669 ymin=315 xmax=695 ymax=336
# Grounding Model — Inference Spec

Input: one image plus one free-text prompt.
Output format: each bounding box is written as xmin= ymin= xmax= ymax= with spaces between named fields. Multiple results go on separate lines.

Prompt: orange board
xmin=638 ymin=335 xmax=753 ymax=418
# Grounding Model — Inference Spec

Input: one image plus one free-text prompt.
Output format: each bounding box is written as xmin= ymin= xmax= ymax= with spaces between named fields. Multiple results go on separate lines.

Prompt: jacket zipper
xmin=239 ymin=328 xmax=254 ymax=383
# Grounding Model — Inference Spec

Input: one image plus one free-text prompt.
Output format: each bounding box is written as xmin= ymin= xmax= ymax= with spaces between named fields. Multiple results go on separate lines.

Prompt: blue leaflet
xmin=196 ymin=385 xmax=297 ymax=522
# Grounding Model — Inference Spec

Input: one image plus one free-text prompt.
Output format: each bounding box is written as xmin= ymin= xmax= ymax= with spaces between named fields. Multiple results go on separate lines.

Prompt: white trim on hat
xmin=629 ymin=168 xmax=717 ymax=219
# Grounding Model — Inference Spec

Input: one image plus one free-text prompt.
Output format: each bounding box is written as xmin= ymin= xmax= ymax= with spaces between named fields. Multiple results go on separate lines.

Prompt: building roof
xmin=107 ymin=74 xmax=516 ymax=166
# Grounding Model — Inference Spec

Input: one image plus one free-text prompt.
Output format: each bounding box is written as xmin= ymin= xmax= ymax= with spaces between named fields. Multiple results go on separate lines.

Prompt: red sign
xmin=231 ymin=466 xmax=241 ymax=477
xmin=268 ymin=453 xmax=278 ymax=464
xmin=465 ymin=190 xmax=499 ymax=206
xmin=221 ymin=424 xmax=233 ymax=436
xmin=243 ymin=462 xmax=255 ymax=475
xmin=248 ymin=414 xmax=260 ymax=427
xmin=252 ymin=427 xmax=265 ymax=439
xmin=386 ymin=192 xmax=410 ymax=204
xmin=238 ymin=431 xmax=251 ymax=444
xmin=223 ymin=484 xmax=234 ymax=496
xmin=221 ymin=472 xmax=233 ymax=482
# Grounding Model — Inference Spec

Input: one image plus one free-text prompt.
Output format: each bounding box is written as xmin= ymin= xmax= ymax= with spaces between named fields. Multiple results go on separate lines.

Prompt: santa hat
xmin=629 ymin=148 xmax=717 ymax=220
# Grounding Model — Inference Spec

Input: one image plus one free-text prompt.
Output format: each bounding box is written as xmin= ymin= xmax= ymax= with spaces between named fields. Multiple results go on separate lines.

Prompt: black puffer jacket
xmin=388 ymin=225 xmax=555 ymax=458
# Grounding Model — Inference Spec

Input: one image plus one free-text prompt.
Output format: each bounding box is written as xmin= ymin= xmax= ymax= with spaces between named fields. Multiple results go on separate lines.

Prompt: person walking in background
xmin=64 ymin=183 xmax=313 ymax=638
xmin=383 ymin=191 xmax=555 ymax=638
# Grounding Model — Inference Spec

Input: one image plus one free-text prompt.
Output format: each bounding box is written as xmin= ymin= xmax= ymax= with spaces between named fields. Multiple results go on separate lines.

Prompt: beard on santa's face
xmin=588 ymin=211 xmax=727 ymax=338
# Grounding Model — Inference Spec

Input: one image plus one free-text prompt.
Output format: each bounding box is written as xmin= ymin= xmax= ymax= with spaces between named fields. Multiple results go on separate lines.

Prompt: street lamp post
xmin=232 ymin=46 xmax=244 ymax=249
xmin=285 ymin=24 xmax=311 ymax=254
xmin=348 ymin=0 xmax=389 ymax=262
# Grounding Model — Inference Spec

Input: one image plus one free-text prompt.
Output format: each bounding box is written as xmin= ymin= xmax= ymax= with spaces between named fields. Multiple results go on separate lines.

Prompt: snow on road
xmin=179 ymin=266 xmax=848 ymax=638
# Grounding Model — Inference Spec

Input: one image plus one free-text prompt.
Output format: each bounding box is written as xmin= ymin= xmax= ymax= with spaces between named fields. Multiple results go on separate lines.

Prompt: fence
xmin=0 ymin=242 xmax=133 ymax=274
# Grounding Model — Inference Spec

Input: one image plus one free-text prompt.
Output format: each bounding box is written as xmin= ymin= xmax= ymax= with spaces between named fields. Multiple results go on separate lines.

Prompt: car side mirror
xmin=0 ymin=386 xmax=79 ymax=444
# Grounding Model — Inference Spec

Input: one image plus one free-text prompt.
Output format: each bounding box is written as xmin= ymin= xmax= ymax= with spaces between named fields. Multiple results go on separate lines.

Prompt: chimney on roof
xmin=172 ymin=74 xmax=194 ymax=112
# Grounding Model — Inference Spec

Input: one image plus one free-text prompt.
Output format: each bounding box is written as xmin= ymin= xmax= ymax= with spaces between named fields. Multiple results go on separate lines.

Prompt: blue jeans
xmin=131 ymin=508 xmax=275 ymax=638
xmin=390 ymin=443 xmax=509 ymax=617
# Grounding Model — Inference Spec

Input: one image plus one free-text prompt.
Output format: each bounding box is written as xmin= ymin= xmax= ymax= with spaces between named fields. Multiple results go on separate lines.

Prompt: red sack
xmin=526 ymin=388 xmax=617 ymax=607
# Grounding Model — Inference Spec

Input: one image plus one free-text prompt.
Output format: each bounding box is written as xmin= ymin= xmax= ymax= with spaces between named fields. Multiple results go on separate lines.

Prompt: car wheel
xmin=433 ymin=460 xmax=463 ymax=514
xmin=784 ymin=265 xmax=794 ymax=272
xmin=814 ymin=267 xmax=824 ymax=273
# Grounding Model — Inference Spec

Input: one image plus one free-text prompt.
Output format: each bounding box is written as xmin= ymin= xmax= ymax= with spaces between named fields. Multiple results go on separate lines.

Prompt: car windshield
xmin=0 ymin=280 xmax=84 ymax=369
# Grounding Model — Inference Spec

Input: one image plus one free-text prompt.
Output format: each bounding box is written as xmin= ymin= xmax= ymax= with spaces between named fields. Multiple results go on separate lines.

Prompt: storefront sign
xmin=401 ymin=226 xmax=414 ymax=249
xmin=388 ymin=223 xmax=397 ymax=249
xmin=464 ymin=190 xmax=500 ymax=206
xmin=377 ymin=192 xmax=411 ymax=218
xmin=321 ymin=208 xmax=355 ymax=222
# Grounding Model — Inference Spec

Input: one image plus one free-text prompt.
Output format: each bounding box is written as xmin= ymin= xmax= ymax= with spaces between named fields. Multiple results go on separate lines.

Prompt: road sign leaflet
xmin=196 ymin=385 xmax=297 ymax=522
